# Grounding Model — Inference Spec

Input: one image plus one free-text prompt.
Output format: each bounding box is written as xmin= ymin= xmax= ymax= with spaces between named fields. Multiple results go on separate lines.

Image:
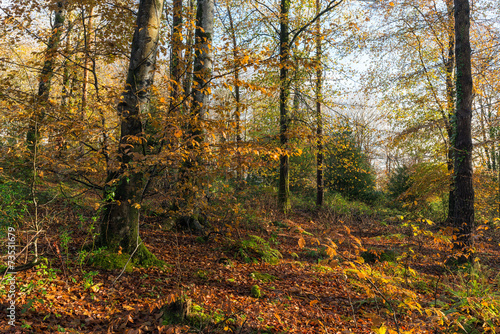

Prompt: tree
xmin=169 ymin=0 xmax=183 ymax=113
xmin=26 ymin=0 xmax=67 ymax=153
xmin=191 ymin=0 xmax=214 ymax=136
xmin=277 ymin=0 xmax=343 ymax=213
xmin=315 ymin=0 xmax=324 ymax=207
xmin=99 ymin=0 xmax=165 ymax=260
xmin=278 ymin=0 xmax=292 ymax=213
xmin=324 ymin=129 xmax=377 ymax=202
xmin=452 ymin=0 xmax=474 ymax=256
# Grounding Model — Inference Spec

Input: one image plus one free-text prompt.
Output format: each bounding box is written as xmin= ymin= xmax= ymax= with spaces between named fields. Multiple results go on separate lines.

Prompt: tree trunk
xmin=61 ymin=29 xmax=72 ymax=108
xmin=176 ymin=0 xmax=214 ymax=212
xmin=278 ymin=0 xmax=291 ymax=213
xmin=182 ymin=0 xmax=196 ymax=113
xmin=81 ymin=5 xmax=94 ymax=119
xmin=445 ymin=0 xmax=455 ymax=226
xmin=100 ymin=0 xmax=165 ymax=258
xmin=227 ymin=6 xmax=243 ymax=182
xmin=192 ymin=0 xmax=214 ymax=123
xmin=315 ymin=0 xmax=323 ymax=207
xmin=169 ymin=0 xmax=183 ymax=113
xmin=27 ymin=1 xmax=66 ymax=153
xmin=453 ymin=0 xmax=474 ymax=257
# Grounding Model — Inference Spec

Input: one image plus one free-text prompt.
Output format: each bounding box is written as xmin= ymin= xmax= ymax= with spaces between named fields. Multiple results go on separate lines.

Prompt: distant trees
xmin=324 ymin=131 xmax=377 ymax=202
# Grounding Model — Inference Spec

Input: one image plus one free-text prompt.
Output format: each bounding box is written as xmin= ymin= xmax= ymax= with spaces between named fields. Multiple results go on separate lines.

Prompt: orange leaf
xmin=298 ymin=237 xmax=306 ymax=249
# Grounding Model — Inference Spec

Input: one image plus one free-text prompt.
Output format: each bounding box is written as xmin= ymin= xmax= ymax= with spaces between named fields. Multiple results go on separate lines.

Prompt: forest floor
xmin=2 ymin=190 xmax=500 ymax=334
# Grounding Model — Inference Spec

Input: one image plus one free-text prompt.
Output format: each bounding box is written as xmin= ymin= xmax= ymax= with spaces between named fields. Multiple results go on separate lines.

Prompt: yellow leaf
xmin=174 ymin=129 xmax=183 ymax=138
xmin=326 ymin=246 xmax=336 ymax=257
xmin=389 ymin=2 xmax=395 ymax=6
xmin=375 ymin=325 xmax=387 ymax=334
xmin=91 ymin=283 xmax=103 ymax=292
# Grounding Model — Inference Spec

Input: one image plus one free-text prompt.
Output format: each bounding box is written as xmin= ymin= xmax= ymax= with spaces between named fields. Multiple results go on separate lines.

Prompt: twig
xmin=112 ymin=240 xmax=142 ymax=286
xmin=342 ymin=272 xmax=357 ymax=329
xmin=434 ymin=274 xmax=442 ymax=308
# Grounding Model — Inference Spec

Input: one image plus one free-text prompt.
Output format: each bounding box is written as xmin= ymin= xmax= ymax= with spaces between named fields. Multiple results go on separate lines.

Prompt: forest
xmin=0 ymin=0 xmax=499 ymax=332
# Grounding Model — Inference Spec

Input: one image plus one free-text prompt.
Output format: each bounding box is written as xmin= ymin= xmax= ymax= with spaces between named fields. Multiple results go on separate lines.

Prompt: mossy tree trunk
xmin=452 ymin=0 xmax=474 ymax=257
xmin=100 ymin=0 xmax=165 ymax=258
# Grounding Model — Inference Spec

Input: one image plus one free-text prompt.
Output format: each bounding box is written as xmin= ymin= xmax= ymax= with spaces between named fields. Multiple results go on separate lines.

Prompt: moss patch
xmin=133 ymin=243 xmax=165 ymax=268
xmin=250 ymin=271 xmax=277 ymax=283
xmin=251 ymin=284 xmax=262 ymax=298
xmin=88 ymin=250 xmax=134 ymax=272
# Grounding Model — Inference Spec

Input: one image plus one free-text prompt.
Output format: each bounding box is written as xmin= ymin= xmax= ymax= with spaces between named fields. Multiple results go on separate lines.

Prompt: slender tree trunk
xmin=177 ymin=0 xmax=214 ymax=211
xmin=278 ymin=0 xmax=291 ymax=213
xmin=169 ymin=0 xmax=183 ymax=113
xmin=81 ymin=5 xmax=94 ymax=119
xmin=445 ymin=0 xmax=456 ymax=226
xmin=27 ymin=1 xmax=66 ymax=153
xmin=453 ymin=0 xmax=474 ymax=257
xmin=187 ymin=0 xmax=214 ymax=148
xmin=192 ymin=0 xmax=214 ymax=123
xmin=315 ymin=0 xmax=323 ymax=207
xmin=100 ymin=0 xmax=165 ymax=257
xmin=61 ymin=30 xmax=72 ymax=108
xmin=182 ymin=0 xmax=196 ymax=113
xmin=227 ymin=6 xmax=243 ymax=182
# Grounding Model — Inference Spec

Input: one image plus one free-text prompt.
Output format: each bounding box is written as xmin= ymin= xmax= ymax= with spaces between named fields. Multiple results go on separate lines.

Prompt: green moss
xmin=133 ymin=243 xmax=165 ymax=268
xmin=89 ymin=250 xmax=134 ymax=272
xmin=231 ymin=235 xmax=282 ymax=264
xmin=250 ymin=272 xmax=277 ymax=283
xmin=251 ymin=285 xmax=262 ymax=298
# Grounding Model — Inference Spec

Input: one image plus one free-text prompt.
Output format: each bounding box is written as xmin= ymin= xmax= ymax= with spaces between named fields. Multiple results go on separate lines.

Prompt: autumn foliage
xmin=1 ymin=0 xmax=500 ymax=333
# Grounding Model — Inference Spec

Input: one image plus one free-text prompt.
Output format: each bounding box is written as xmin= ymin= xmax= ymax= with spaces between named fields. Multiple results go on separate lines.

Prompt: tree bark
xmin=227 ymin=6 xmax=243 ymax=182
xmin=315 ymin=0 xmax=323 ymax=207
xmin=278 ymin=0 xmax=291 ymax=213
xmin=169 ymin=0 xmax=183 ymax=113
xmin=445 ymin=0 xmax=455 ymax=225
xmin=176 ymin=0 xmax=213 ymax=212
xmin=453 ymin=0 xmax=474 ymax=257
xmin=27 ymin=1 xmax=66 ymax=153
xmin=182 ymin=0 xmax=196 ymax=113
xmin=192 ymin=0 xmax=214 ymax=124
xmin=100 ymin=0 xmax=165 ymax=257
xmin=81 ymin=5 xmax=94 ymax=119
